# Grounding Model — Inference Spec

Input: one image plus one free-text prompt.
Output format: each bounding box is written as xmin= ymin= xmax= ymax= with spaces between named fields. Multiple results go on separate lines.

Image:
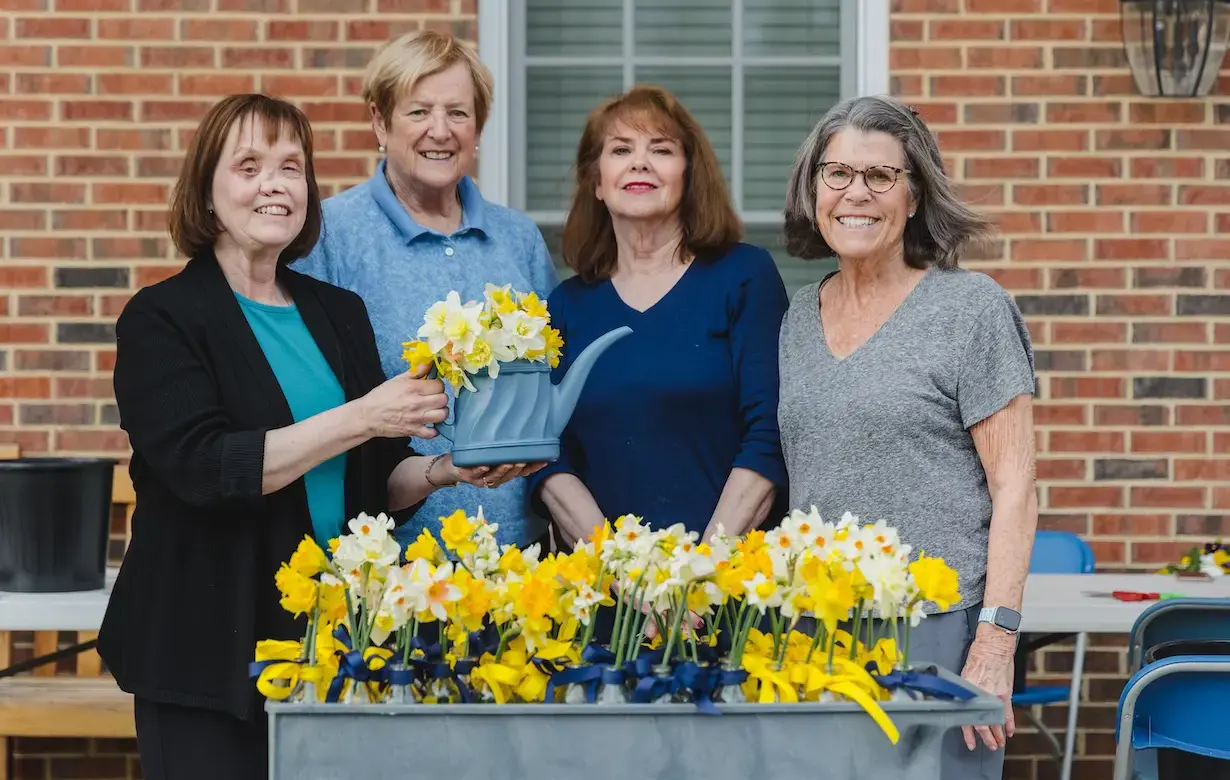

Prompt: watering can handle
xmin=423 ymin=365 xmax=455 ymax=442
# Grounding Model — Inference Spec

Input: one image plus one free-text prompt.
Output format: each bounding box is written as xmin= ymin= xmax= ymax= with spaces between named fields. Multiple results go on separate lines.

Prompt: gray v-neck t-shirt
xmin=778 ymin=266 xmax=1036 ymax=613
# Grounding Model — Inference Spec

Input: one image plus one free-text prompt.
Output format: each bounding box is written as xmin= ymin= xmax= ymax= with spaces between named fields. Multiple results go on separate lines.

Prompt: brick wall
xmin=892 ymin=0 xmax=1229 ymax=778
xmin=1 ymin=3 xmax=472 ymax=778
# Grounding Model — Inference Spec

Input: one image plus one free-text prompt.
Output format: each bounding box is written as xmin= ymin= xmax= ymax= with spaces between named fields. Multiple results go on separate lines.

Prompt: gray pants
xmin=909 ymin=605 xmax=1007 ymax=780
xmin=794 ymin=604 xmax=1006 ymax=780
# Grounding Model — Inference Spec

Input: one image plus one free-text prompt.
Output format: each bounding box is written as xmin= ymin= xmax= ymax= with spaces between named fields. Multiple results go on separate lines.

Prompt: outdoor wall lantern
xmin=1121 ymin=0 xmax=1230 ymax=96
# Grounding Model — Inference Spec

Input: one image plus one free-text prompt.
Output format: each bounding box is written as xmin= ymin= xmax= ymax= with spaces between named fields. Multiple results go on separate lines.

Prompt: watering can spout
xmin=550 ymin=325 xmax=633 ymax=437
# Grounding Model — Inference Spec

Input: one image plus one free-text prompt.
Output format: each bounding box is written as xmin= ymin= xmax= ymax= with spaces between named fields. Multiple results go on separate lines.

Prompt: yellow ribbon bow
xmin=253 ymin=640 xmax=305 ymax=701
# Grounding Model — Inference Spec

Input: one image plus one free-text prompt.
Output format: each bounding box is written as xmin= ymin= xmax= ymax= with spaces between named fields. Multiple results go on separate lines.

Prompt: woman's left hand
xmin=959 ymin=636 xmax=1016 ymax=751
xmin=441 ymin=456 xmax=547 ymax=489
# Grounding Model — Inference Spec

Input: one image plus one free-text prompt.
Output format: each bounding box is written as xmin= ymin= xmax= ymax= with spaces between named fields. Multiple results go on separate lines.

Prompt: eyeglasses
xmin=818 ymin=162 xmax=909 ymax=194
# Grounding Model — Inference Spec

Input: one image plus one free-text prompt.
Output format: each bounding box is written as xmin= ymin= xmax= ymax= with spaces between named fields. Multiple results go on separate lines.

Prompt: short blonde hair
xmin=362 ymin=30 xmax=494 ymax=132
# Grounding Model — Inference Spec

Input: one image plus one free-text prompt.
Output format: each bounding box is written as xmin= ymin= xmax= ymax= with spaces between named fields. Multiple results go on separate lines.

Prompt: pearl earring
xmin=908 ymin=212 xmax=915 ymax=218
xmin=378 ymin=145 xmax=386 ymax=154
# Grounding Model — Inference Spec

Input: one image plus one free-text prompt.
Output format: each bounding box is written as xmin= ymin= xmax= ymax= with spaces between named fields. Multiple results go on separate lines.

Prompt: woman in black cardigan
xmin=98 ymin=95 xmax=524 ymax=780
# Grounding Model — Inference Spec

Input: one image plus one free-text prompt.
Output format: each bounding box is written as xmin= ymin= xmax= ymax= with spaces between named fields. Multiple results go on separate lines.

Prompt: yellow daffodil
xmin=440 ymin=509 xmax=479 ymax=558
xmin=401 ymin=339 xmax=435 ymax=373
xmin=909 ymin=552 xmax=961 ymax=611
xmin=404 ymin=529 xmax=445 ymax=565
xmin=288 ymin=535 xmax=329 ymax=578
xmin=274 ymin=564 xmax=317 ymax=617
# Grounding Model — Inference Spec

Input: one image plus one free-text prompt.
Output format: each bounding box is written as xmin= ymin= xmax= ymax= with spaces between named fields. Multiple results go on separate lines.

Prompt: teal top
xmin=234 ymin=291 xmax=348 ymax=546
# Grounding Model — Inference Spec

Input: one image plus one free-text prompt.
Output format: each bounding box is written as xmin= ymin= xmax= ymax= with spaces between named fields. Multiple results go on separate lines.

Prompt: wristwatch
xmin=978 ymin=606 xmax=1022 ymax=634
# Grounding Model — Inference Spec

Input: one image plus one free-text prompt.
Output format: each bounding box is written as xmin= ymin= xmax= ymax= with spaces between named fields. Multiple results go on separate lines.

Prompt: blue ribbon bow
xmin=869 ymin=664 xmax=976 ymax=701
xmin=325 ymin=625 xmax=389 ymax=703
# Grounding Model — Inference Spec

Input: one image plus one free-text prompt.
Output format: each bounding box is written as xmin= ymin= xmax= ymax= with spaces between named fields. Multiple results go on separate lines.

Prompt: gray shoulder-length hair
xmin=783 ymin=95 xmax=994 ymax=270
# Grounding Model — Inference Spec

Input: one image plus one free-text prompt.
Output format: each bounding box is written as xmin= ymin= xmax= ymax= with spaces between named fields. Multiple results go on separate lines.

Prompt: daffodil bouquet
xmin=401 ymin=284 xmax=564 ymax=392
xmin=256 ymin=504 xmax=970 ymax=744
xmin=1157 ymin=539 xmax=1229 ymax=579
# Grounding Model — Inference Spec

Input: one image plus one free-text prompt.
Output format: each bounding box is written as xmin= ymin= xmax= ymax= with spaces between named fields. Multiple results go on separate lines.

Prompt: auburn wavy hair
xmin=560 ymin=85 xmax=742 ymax=283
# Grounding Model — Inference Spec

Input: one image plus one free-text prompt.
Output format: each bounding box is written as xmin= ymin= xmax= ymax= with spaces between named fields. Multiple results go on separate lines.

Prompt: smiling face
xmin=815 ymin=128 xmax=917 ymax=264
xmin=373 ymin=61 xmax=478 ymax=197
xmin=594 ymin=119 xmax=687 ymax=223
xmin=209 ymin=115 xmax=308 ymax=257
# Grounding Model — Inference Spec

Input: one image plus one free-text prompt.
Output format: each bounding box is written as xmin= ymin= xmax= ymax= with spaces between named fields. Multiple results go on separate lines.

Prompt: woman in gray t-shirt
xmin=778 ymin=95 xmax=1037 ymax=780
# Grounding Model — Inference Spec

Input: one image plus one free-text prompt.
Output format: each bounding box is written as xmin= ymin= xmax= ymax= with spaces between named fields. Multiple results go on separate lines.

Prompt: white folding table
xmin=1020 ymin=573 xmax=1230 ymax=780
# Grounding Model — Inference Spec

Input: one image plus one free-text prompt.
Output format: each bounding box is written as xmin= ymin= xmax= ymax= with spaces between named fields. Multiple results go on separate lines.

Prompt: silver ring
xmin=482 ymin=478 xmax=492 ymax=488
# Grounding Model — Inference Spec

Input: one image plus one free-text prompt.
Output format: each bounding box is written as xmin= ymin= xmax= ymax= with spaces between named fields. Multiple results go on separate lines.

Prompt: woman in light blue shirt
xmin=296 ymin=30 xmax=557 ymax=549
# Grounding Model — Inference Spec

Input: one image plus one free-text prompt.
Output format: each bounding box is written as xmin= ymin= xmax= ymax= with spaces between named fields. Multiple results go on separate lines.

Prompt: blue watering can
xmin=433 ymin=325 xmax=632 ymax=468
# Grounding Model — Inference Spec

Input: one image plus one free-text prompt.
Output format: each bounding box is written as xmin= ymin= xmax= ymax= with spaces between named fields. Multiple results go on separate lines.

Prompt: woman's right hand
xmin=359 ymin=365 xmax=449 ymax=439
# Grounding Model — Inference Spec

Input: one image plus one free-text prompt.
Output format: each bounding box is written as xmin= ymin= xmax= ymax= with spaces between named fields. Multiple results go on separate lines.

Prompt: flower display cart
xmin=267 ymin=670 xmax=1002 ymax=780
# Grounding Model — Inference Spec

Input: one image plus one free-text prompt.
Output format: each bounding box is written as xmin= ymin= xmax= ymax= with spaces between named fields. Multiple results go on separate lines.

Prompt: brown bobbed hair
xmin=561 ymin=85 xmax=742 ymax=283
xmin=168 ymin=94 xmax=322 ymax=265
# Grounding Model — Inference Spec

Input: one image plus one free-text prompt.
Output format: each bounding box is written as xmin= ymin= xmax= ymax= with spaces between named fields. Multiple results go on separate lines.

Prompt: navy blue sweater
xmin=529 ymin=243 xmax=790 ymax=537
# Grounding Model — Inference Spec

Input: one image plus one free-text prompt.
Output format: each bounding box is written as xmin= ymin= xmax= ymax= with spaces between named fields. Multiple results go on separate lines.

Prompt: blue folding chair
xmin=1013 ymin=530 xmax=1095 ymax=780
xmin=1128 ymin=597 xmax=1230 ymax=671
xmin=1113 ymin=654 xmax=1230 ymax=780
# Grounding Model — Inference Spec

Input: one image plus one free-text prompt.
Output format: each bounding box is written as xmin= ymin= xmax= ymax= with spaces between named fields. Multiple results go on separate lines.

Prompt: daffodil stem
xmin=826 ymin=628 xmax=837 ymax=675
xmin=849 ymin=603 xmax=864 ymax=660
xmin=610 ymin=583 xmax=628 ymax=662
xmin=889 ymin=615 xmax=901 ymax=671
xmin=729 ymin=604 xmax=759 ymax=666
xmin=805 ymin=620 xmax=827 ymax=664
xmin=662 ymin=587 xmax=690 ymax=667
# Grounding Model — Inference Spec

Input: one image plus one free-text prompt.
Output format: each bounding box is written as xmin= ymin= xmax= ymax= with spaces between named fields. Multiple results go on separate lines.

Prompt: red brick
xmin=930 ymin=75 xmax=1004 ymax=97
xmin=181 ymin=18 xmax=259 ymax=40
xmin=1176 ymin=405 xmax=1230 ymax=425
xmin=1047 ymin=211 xmax=1123 ymax=233
xmin=929 ymin=19 xmax=1003 ymax=39
xmin=1131 ymin=432 xmax=1207 ymax=454
xmin=58 ymin=45 xmax=133 ymax=67
xmin=1133 ymin=323 xmax=1208 ymax=344
xmin=16 ymin=17 xmax=91 ymax=38
xmin=1175 ymin=239 xmax=1230 ymax=260
xmin=97 ymin=18 xmax=172 ymax=38
xmin=1037 ymin=459 xmax=1087 ymax=480
xmin=1048 ymin=102 xmax=1122 ymax=123
xmin=1049 ymin=431 xmax=1124 ymax=453
xmin=1130 ymin=211 xmax=1207 ymax=233
xmin=1052 ymin=323 xmax=1126 ymax=344
xmin=1095 ymin=405 xmax=1171 ymax=426
xmin=1050 ymin=268 xmax=1125 ymax=289
xmin=1047 ymin=157 xmax=1121 ymax=178
xmin=177 ymin=74 xmax=255 ymax=96
xmin=1012 ymin=74 xmax=1086 ymax=96
xmin=17 ymin=295 xmax=92 ymax=317
xmin=1034 ymin=404 xmax=1087 ymax=425
xmin=1130 ymin=540 xmax=1199 ymax=564
xmin=1130 ymin=102 xmax=1207 ymax=124
xmin=0 ymin=378 xmax=52 ymax=397
xmin=1174 ymin=351 xmax=1230 ymax=371
xmin=968 ymin=47 xmax=1043 ymax=69
xmin=1093 ymin=239 xmax=1168 ymax=261
xmin=1010 ymin=239 xmax=1087 ymax=263
xmin=1174 ymin=459 xmax=1230 ymax=481
xmin=1014 ymin=184 xmax=1088 ymax=206
xmin=1131 ymin=157 xmax=1204 ymax=178
xmin=1090 ymin=350 xmax=1171 ymax=372
xmin=1093 ymin=514 xmax=1173 ymax=536
xmin=261 ymin=75 xmax=339 ymax=98
xmin=1050 ymin=486 xmax=1123 ymax=509
xmin=1050 ymin=377 xmax=1125 ymax=399
xmin=54 ymin=430 xmax=129 ymax=452
xmin=1012 ymin=129 xmax=1088 ymax=151
xmin=265 ymin=20 xmax=338 ymax=40
xmin=891 ymin=20 xmax=924 ymax=41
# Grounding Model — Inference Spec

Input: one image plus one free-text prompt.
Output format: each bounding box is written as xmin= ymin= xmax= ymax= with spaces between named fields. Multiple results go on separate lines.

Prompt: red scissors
xmin=1082 ymin=591 xmax=1180 ymax=601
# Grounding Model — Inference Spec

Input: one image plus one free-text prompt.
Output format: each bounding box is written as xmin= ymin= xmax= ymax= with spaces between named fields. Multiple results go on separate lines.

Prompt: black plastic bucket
xmin=0 ymin=457 xmax=115 ymax=593
xmin=1144 ymin=639 xmax=1230 ymax=780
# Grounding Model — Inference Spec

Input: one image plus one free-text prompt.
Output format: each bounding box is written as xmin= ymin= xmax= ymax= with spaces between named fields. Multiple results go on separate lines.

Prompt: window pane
xmin=744 ymin=224 xmax=837 ymax=298
xmin=527 ymin=0 xmax=623 ymax=57
xmin=526 ymin=67 xmax=624 ymax=212
xmin=634 ymin=66 xmax=733 ymax=182
xmin=743 ymin=0 xmax=842 ymax=57
xmin=634 ymin=0 xmax=731 ymax=56
xmin=743 ymin=66 xmax=841 ymax=212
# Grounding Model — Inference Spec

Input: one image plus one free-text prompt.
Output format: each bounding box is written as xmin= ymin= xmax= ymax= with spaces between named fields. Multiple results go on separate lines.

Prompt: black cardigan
xmin=98 ymin=254 xmax=420 ymax=721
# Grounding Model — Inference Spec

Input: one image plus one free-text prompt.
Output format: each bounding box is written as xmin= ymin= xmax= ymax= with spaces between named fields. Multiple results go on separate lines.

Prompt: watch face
xmin=996 ymin=608 xmax=1022 ymax=632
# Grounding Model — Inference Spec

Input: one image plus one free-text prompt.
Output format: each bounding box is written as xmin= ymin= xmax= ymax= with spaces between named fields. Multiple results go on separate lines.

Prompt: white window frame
xmin=477 ymin=0 xmax=890 ymax=221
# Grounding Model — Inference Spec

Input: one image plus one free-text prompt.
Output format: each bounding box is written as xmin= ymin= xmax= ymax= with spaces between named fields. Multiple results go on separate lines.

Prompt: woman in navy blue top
xmin=529 ymin=86 xmax=789 ymax=546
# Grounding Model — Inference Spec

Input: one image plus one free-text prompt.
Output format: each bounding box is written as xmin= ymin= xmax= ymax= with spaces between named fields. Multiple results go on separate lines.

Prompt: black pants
xmin=134 ymin=697 xmax=267 ymax=780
